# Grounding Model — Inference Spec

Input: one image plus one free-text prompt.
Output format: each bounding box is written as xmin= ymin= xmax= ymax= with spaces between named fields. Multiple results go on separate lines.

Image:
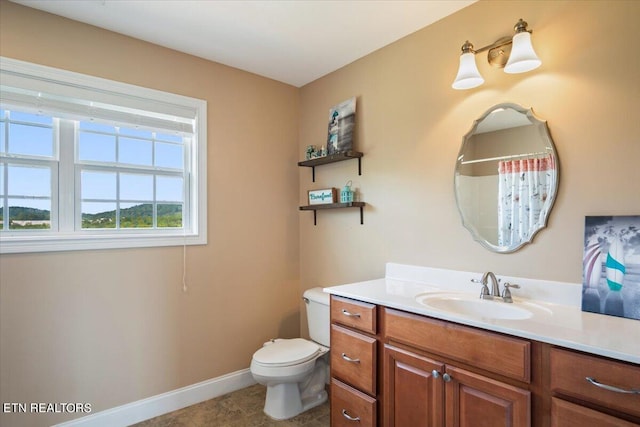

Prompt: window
xmin=0 ymin=57 xmax=207 ymax=253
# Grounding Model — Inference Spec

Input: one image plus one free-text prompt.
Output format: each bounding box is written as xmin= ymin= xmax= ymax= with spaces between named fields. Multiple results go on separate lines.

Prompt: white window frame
xmin=0 ymin=57 xmax=207 ymax=253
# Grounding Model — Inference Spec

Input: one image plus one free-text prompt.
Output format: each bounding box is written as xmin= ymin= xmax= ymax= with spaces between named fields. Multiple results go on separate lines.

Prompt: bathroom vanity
xmin=325 ymin=264 xmax=640 ymax=427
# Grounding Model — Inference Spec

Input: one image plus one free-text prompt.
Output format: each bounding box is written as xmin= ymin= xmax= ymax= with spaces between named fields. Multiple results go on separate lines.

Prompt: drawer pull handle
xmin=342 ymin=409 xmax=361 ymax=421
xmin=341 ymin=353 xmax=360 ymax=363
xmin=586 ymin=377 xmax=640 ymax=394
xmin=341 ymin=309 xmax=361 ymax=318
xmin=432 ymin=370 xmax=440 ymax=379
xmin=442 ymin=373 xmax=452 ymax=382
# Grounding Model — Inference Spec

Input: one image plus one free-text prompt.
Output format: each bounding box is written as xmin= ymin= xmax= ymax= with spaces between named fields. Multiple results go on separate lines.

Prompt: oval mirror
xmin=454 ymin=103 xmax=559 ymax=253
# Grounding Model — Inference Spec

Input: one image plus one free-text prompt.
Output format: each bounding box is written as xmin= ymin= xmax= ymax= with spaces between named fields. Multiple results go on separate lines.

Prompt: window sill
xmin=0 ymin=231 xmax=206 ymax=254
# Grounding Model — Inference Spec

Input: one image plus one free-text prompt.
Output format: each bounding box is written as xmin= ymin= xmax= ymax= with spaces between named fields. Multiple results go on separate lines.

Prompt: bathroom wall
xmin=298 ymin=0 xmax=640 ymax=334
xmin=0 ymin=1 xmax=300 ymax=426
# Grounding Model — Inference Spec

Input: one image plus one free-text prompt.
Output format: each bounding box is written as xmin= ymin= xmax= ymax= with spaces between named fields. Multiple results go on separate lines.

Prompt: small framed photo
xmin=308 ymin=188 xmax=337 ymax=205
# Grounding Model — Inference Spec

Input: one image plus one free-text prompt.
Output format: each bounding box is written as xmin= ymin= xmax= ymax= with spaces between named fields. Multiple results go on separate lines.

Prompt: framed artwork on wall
xmin=327 ymin=97 xmax=356 ymax=156
xmin=583 ymin=215 xmax=640 ymax=320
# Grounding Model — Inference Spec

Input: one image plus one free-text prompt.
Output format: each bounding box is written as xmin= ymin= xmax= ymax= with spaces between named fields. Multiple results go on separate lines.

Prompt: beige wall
xmin=298 ymin=0 xmax=640 ymax=332
xmin=0 ymin=1 xmax=300 ymax=426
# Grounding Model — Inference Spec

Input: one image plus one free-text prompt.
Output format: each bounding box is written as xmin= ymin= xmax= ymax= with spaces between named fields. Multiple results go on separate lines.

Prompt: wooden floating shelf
xmin=298 ymin=151 xmax=363 ymax=182
xmin=299 ymin=202 xmax=366 ymax=225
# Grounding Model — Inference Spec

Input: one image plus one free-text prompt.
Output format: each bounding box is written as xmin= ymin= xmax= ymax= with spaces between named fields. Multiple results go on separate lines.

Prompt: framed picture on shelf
xmin=327 ymin=97 xmax=356 ymax=156
xmin=308 ymin=188 xmax=337 ymax=205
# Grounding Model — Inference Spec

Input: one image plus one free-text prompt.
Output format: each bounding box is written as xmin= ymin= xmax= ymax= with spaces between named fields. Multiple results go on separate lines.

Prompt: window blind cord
xmin=182 ymin=232 xmax=188 ymax=293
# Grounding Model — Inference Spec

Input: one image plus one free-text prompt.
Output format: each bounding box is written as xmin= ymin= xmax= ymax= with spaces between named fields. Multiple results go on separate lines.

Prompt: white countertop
xmin=324 ymin=263 xmax=640 ymax=364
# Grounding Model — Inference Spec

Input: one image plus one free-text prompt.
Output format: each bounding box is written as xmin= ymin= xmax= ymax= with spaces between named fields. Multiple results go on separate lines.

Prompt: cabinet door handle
xmin=431 ymin=370 xmax=451 ymax=382
xmin=586 ymin=377 xmax=640 ymax=394
xmin=341 ymin=353 xmax=360 ymax=363
xmin=341 ymin=309 xmax=361 ymax=318
xmin=342 ymin=409 xmax=361 ymax=421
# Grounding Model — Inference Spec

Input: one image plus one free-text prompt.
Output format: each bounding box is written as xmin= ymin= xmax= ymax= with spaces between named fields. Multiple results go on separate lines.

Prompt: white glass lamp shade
xmin=504 ymin=31 xmax=541 ymax=74
xmin=452 ymin=52 xmax=484 ymax=90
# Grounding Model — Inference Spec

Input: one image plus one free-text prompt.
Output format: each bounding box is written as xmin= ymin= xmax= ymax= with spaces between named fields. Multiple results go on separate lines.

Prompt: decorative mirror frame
xmin=454 ymin=103 xmax=560 ymax=253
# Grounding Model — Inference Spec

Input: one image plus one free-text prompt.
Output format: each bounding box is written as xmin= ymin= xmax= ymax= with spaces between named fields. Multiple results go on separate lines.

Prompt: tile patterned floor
xmin=131 ymin=384 xmax=330 ymax=427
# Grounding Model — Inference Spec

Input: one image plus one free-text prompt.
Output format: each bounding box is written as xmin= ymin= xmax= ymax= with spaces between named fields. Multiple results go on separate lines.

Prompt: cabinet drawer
xmin=331 ymin=295 xmax=377 ymax=334
xmin=331 ymin=378 xmax=377 ymax=427
xmin=384 ymin=308 xmax=530 ymax=382
xmin=551 ymin=397 xmax=639 ymax=427
xmin=331 ymin=324 xmax=377 ymax=395
xmin=550 ymin=347 xmax=640 ymax=418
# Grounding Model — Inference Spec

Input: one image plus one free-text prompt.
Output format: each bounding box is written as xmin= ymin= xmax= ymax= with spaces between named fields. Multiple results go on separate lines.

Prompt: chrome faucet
xmin=471 ymin=271 xmax=500 ymax=300
xmin=471 ymin=272 xmax=520 ymax=302
xmin=482 ymin=271 xmax=501 ymax=298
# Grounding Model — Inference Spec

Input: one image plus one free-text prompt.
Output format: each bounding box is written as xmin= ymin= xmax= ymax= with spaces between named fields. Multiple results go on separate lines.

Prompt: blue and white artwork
xmin=327 ymin=97 xmax=356 ymax=156
xmin=583 ymin=215 xmax=640 ymax=320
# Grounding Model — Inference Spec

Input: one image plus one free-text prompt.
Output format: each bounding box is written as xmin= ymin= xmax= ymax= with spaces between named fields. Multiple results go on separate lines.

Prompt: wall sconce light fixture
xmin=452 ymin=18 xmax=541 ymax=90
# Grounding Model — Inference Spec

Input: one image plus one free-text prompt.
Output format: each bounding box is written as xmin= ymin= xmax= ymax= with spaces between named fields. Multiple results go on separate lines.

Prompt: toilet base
xmin=263 ymin=383 xmax=327 ymax=420
xmin=262 ymin=357 xmax=328 ymax=420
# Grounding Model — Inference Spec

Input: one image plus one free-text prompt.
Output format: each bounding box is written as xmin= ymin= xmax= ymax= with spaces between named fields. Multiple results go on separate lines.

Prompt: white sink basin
xmin=415 ymin=292 xmax=552 ymax=320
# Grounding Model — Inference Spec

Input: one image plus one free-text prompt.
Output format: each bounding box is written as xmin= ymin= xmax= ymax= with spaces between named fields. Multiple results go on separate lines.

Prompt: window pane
xmin=81 ymin=202 xmax=116 ymax=229
xmin=0 ymin=122 xmax=5 ymax=153
xmin=79 ymin=121 xmax=116 ymax=133
xmin=156 ymin=176 xmax=183 ymax=202
xmin=120 ymin=203 xmax=152 ymax=228
xmin=155 ymin=142 xmax=183 ymax=169
xmin=120 ymin=173 xmax=153 ymax=201
xmin=156 ymin=133 xmax=182 ymax=143
xmin=8 ymin=198 xmax=50 ymax=230
xmin=0 ymin=164 xmax=4 ymax=196
xmin=120 ymin=127 xmax=152 ymax=139
xmin=10 ymin=111 xmax=53 ymax=125
xmin=8 ymin=123 xmax=54 ymax=157
xmin=8 ymin=165 xmax=50 ymax=197
xmin=158 ymin=203 xmax=182 ymax=228
xmin=79 ymin=132 xmax=116 ymax=162
xmin=119 ymin=137 xmax=151 ymax=166
xmin=81 ymin=170 xmax=116 ymax=200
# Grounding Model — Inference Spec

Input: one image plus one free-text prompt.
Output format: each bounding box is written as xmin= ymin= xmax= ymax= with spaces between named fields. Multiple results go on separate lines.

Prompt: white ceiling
xmin=12 ymin=0 xmax=476 ymax=87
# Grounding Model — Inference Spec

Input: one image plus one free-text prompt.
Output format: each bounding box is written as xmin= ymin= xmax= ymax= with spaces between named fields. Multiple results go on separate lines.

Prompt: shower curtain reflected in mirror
xmin=498 ymin=156 xmax=556 ymax=247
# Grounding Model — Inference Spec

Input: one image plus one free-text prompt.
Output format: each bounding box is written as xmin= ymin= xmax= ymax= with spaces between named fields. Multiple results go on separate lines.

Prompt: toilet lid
xmin=253 ymin=338 xmax=321 ymax=367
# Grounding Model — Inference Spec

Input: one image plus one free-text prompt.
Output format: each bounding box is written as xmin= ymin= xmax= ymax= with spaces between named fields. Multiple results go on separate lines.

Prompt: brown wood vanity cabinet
xmin=330 ymin=296 xmax=379 ymax=426
xmin=329 ymin=295 xmax=640 ymax=427
xmin=549 ymin=347 xmax=640 ymax=426
xmin=383 ymin=308 xmax=531 ymax=427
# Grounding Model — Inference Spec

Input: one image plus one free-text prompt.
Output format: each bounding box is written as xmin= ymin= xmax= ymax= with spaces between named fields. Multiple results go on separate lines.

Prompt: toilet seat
xmin=252 ymin=338 xmax=321 ymax=367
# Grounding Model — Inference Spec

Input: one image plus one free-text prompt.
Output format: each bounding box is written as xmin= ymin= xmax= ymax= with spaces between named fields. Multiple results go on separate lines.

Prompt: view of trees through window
xmin=0 ymin=110 xmax=186 ymax=231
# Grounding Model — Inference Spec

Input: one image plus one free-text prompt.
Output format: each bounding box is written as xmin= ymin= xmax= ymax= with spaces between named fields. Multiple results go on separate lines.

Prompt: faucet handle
xmin=502 ymin=282 xmax=520 ymax=303
xmin=471 ymin=278 xmax=491 ymax=299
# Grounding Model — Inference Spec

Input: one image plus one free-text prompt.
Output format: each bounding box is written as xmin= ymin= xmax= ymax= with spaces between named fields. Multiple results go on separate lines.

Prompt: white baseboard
xmin=53 ymin=369 xmax=256 ymax=427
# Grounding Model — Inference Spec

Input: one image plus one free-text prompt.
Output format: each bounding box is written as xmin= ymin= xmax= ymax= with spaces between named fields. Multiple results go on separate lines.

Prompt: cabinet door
xmin=551 ymin=397 xmax=639 ymax=427
xmin=445 ymin=365 xmax=530 ymax=427
xmin=384 ymin=345 xmax=445 ymax=427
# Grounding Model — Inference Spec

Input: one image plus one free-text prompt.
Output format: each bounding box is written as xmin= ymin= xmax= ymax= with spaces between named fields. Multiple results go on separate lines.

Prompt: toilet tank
xmin=303 ymin=287 xmax=330 ymax=347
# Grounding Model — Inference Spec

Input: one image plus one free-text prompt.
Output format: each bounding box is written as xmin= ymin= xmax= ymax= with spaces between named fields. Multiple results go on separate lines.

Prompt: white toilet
xmin=250 ymin=287 xmax=330 ymax=420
